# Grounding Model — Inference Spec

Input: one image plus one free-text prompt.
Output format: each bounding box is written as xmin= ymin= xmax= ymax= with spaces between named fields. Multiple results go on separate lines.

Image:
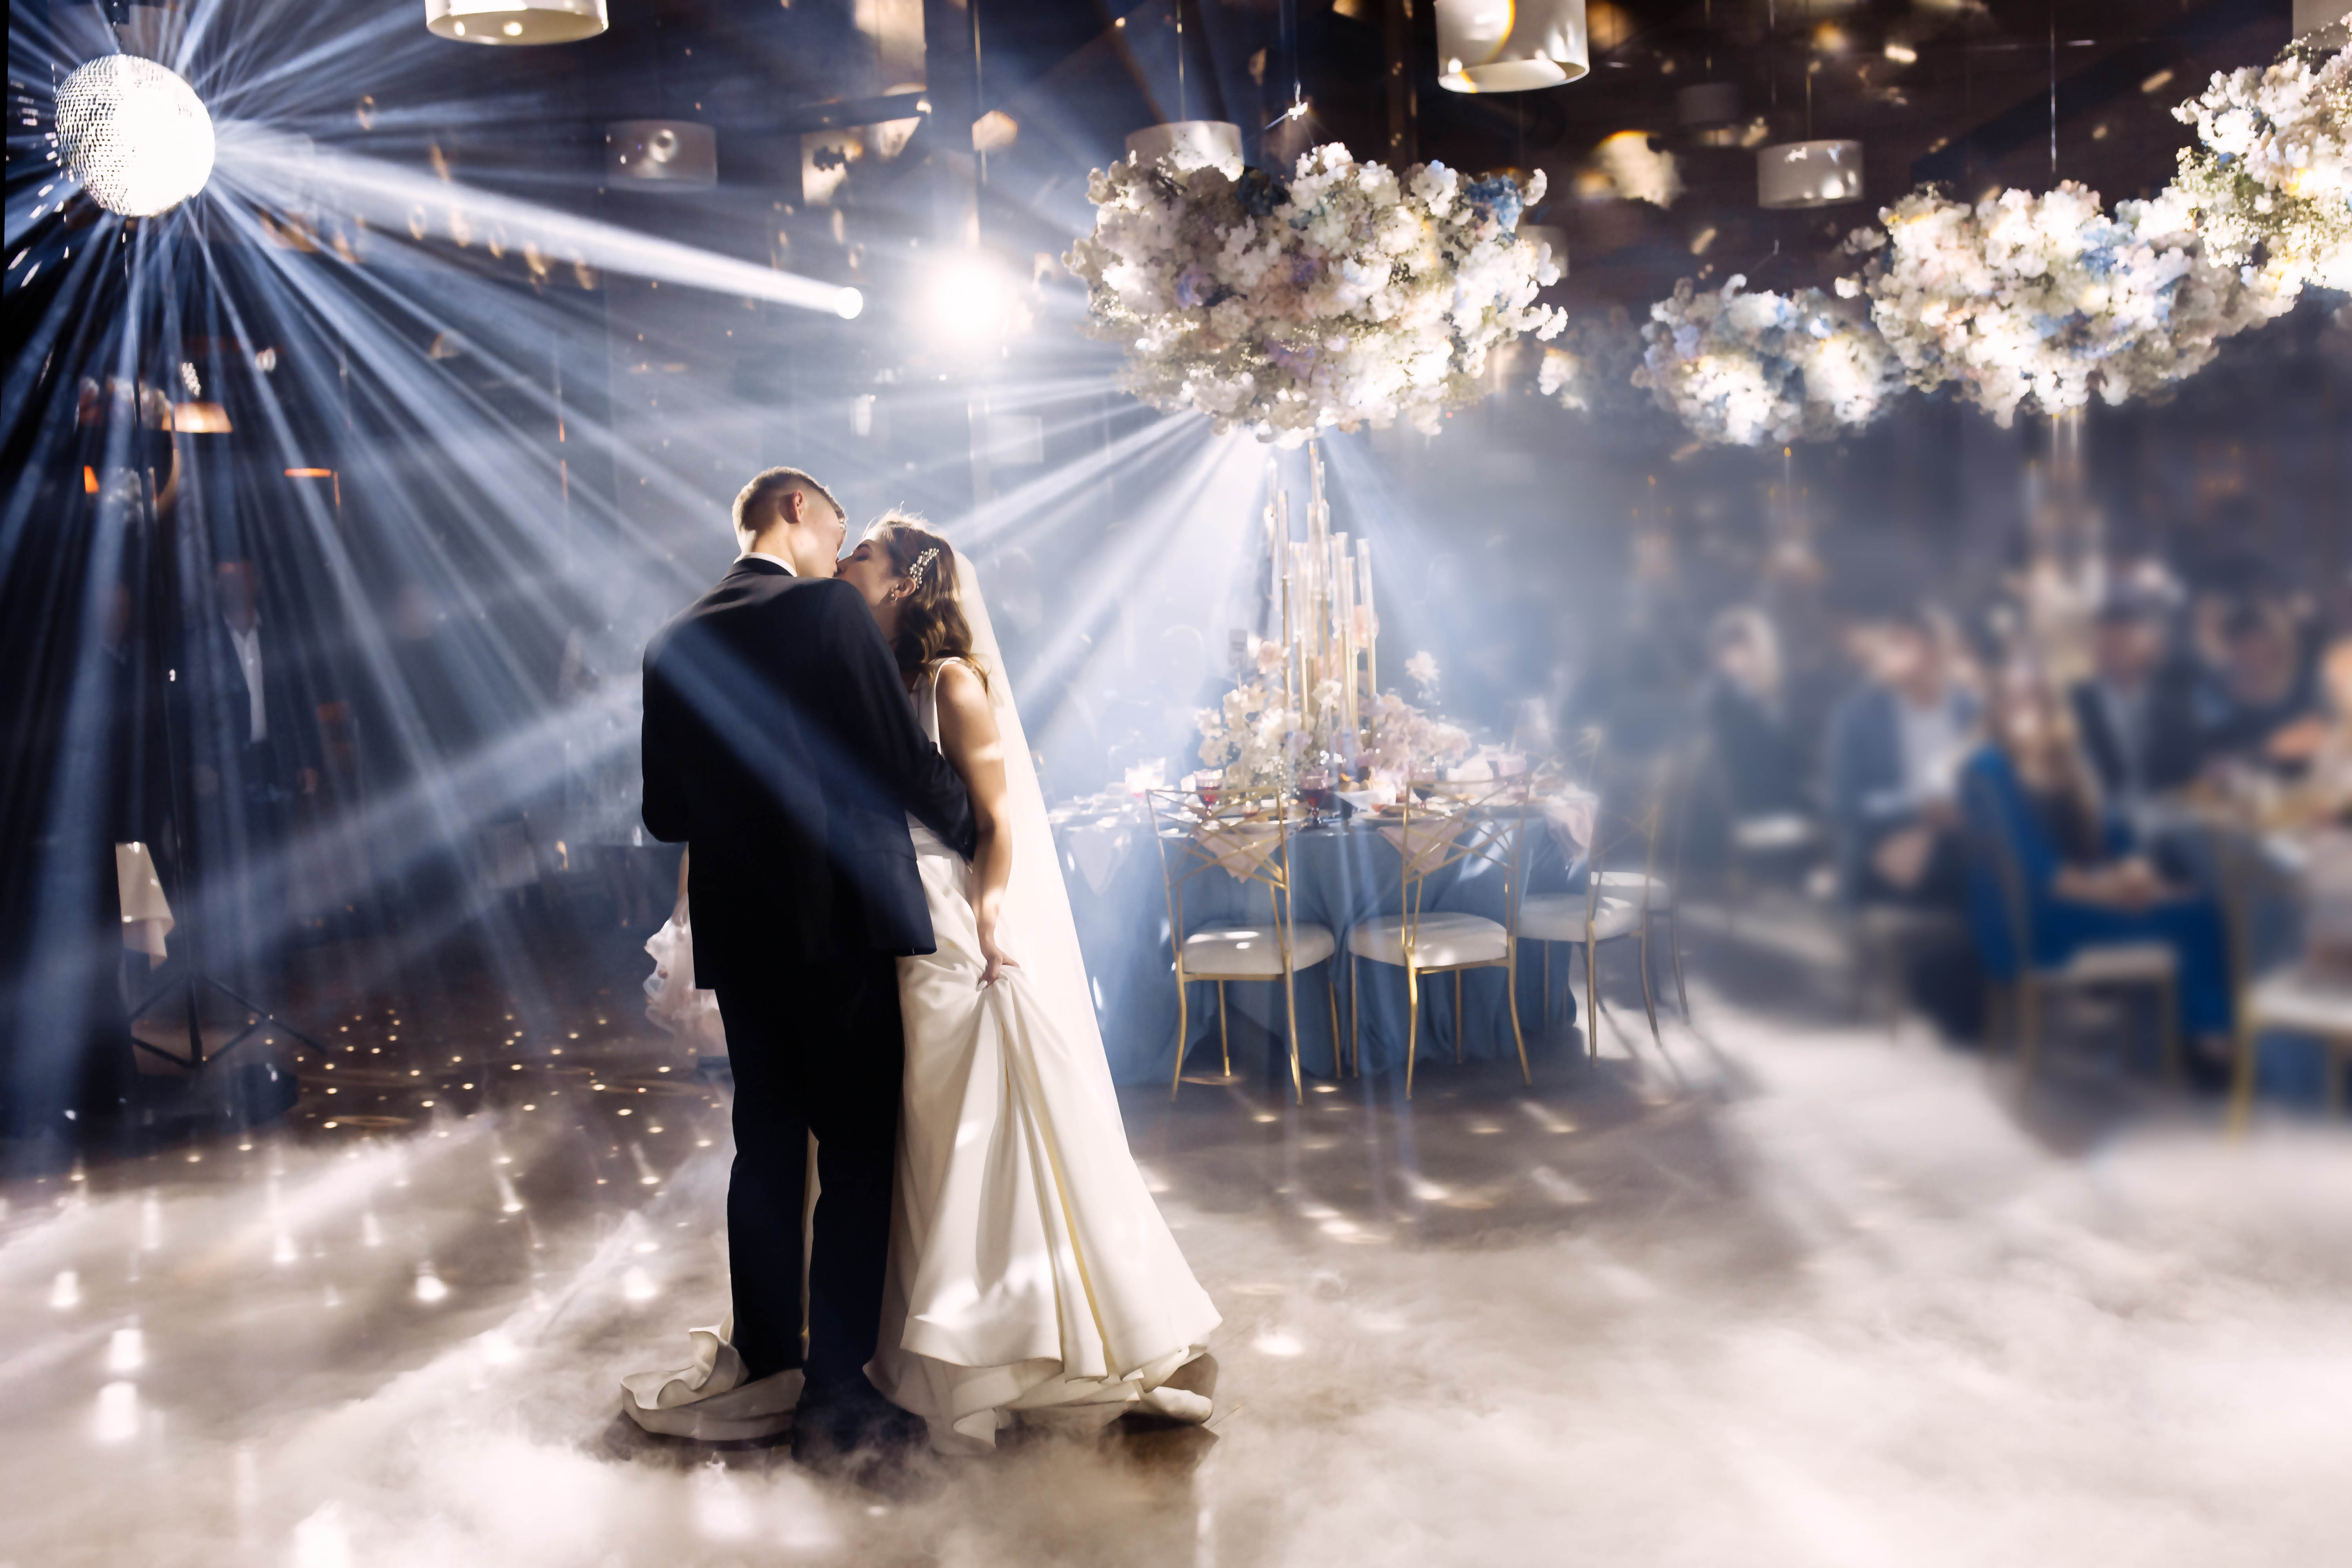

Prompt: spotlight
xmin=835 ymin=287 xmax=864 ymax=320
xmin=54 ymin=55 xmax=214 ymax=217
xmin=919 ymin=252 xmax=1024 ymax=350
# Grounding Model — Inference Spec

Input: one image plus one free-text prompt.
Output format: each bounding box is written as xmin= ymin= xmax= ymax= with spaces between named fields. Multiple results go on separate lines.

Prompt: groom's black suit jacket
xmin=641 ymin=558 xmax=975 ymax=988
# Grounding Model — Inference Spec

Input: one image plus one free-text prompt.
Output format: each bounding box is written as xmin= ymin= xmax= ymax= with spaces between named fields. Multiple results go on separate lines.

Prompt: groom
xmin=641 ymin=466 xmax=974 ymax=1454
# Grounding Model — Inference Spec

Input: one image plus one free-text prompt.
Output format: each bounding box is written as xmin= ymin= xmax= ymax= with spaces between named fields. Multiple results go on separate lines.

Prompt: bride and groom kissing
xmin=625 ymin=465 xmax=1217 ymax=1467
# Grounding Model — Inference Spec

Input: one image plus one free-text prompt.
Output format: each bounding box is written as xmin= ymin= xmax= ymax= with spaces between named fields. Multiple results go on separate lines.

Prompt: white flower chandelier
xmin=1634 ymin=277 xmax=1903 ymax=446
xmin=1572 ymin=27 xmax=2351 ymax=448
xmin=2169 ymin=27 xmax=2352 ymax=294
xmin=1067 ymin=143 xmax=1565 ymax=446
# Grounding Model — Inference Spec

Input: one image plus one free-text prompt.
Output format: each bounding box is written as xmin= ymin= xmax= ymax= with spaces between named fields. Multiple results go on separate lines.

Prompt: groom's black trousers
xmin=713 ymin=942 xmax=903 ymax=1395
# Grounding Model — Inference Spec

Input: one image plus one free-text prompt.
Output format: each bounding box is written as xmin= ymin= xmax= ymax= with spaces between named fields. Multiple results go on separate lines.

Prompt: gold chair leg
xmin=1506 ymin=953 xmax=1532 ymax=1086
xmin=1327 ymin=969 xmax=1341 ymax=1079
xmin=1169 ymin=973 xmax=1189 ymax=1101
xmin=1217 ymin=980 xmax=1230 ymax=1077
xmin=1282 ymin=968 xmax=1303 ymax=1105
xmin=1405 ymin=964 xmax=1420 ymax=1099
xmin=1584 ymin=934 xmax=1599 ymax=1060
xmin=2158 ymin=975 xmax=2182 ymax=1088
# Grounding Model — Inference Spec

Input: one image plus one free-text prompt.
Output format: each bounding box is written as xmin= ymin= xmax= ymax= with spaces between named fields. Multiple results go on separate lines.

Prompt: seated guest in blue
xmin=1828 ymin=605 xmax=1979 ymax=908
xmin=1962 ymin=665 xmax=2234 ymax=1060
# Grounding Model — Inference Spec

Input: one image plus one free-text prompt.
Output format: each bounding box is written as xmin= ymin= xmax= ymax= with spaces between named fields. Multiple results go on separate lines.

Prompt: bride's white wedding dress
xmin=869 ymin=654 xmax=1219 ymax=1452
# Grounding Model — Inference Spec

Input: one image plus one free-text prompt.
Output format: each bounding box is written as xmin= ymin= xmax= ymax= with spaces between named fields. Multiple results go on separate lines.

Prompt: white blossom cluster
xmin=2170 ymin=26 xmax=2352 ymax=293
xmin=1065 ymin=143 xmax=1566 ymax=446
xmin=1362 ymin=691 xmax=1472 ymax=776
xmin=1841 ymin=182 xmax=2292 ymax=428
xmin=1632 ymin=276 xmax=1905 ymax=447
xmin=1194 ymin=680 xmax=1299 ymax=789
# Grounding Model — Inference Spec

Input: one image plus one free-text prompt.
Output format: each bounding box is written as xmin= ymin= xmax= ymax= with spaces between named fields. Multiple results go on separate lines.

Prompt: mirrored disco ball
xmin=56 ymin=56 xmax=216 ymax=218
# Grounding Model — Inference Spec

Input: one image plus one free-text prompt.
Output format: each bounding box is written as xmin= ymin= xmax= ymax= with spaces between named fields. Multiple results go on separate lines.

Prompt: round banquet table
xmin=1051 ymin=799 xmax=1594 ymax=1088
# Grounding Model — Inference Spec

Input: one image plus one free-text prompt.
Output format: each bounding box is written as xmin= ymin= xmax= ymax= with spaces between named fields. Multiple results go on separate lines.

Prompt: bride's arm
xmin=933 ymin=661 xmax=1020 ymax=988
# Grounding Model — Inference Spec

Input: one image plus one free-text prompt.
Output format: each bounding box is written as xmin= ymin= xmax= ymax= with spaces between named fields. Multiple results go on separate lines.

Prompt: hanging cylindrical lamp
xmin=606 ymin=121 xmax=717 ymax=188
xmin=1436 ymin=0 xmax=1589 ymax=93
xmin=1124 ymin=121 xmax=1244 ymax=176
xmin=425 ymin=0 xmax=608 ymax=45
xmin=1757 ymin=139 xmax=1863 ymax=208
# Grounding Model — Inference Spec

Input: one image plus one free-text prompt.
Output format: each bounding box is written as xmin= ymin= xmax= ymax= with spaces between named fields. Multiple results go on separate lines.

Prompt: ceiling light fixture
xmin=425 ymin=0 xmax=608 ymax=46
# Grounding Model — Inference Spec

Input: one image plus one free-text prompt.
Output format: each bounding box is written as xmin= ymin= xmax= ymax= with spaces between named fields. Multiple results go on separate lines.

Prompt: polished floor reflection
xmin=7 ymin=932 xmax=2350 ymax=1567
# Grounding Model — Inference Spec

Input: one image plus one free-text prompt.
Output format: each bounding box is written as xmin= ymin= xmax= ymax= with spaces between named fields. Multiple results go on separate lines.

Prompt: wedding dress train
xmin=866 ymin=659 xmax=1219 ymax=1453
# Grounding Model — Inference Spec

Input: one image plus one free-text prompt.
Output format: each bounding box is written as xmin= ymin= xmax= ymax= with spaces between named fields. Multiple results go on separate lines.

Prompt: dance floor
xmin=7 ymin=930 xmax=2349 ymax=1567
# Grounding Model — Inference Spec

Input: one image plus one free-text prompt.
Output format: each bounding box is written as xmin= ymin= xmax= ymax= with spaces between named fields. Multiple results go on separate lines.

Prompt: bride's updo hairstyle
xmin=867 ymin=511 xmax=988 ymax=692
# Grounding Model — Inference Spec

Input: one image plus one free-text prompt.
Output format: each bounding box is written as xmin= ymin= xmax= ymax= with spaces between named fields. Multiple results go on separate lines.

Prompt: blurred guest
xmin=2067 ymin=591 xmax=2201 ymax=804
xmin=1962 ymin=667 xmax=2233 ymax=1059
xmin=1702 ymin=607 xmax=1809 ymax=818
xmin=1827 ymin=607 xmax=1978 ymax=907
xmin=188 ymin=556 xmax=321 ymax=975
xmin=2194 ymin=598 xmax=2316 ymax=767
xmin=2262 ymin=632 xmax=2352 ymax=814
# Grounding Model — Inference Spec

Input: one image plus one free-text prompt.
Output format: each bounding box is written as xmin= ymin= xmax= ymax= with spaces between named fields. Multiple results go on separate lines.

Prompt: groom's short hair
xmin=733 ymin=466 xmax=842 ymax=532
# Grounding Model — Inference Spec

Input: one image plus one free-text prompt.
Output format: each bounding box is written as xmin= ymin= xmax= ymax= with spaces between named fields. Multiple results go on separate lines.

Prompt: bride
xmin=821 ymin=515 xmax=1216 ymax=1452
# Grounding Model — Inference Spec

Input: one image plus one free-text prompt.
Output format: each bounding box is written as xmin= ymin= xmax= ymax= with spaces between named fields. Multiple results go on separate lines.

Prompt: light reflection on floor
xmin=7 ymin=970 xmax=2352 ymax=1566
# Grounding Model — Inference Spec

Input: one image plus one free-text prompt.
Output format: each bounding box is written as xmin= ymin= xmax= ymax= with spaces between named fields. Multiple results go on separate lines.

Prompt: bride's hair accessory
xmin=905 ymin=546 xmax=941 ymax=591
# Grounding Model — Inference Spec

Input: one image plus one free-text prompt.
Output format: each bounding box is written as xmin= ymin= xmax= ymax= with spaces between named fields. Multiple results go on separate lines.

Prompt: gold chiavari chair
xmin=1516 ymin=734 xmax=1673 ymax=1059
xmin=1343 ymin=773 xmax=1537 ymax=1098
xmin=1148 ymin=785 xmax=1339 ymax=1105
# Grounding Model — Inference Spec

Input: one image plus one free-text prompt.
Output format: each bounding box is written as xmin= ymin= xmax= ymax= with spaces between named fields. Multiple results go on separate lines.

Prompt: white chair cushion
xmin=1180 ymin=922 xmax=1336 ymax=979
xmin=1517 ymin=892 xmax=1640 ymax=945
xmin=1731 ymin=813 xmax=1819 ymax=852
xmin=2247 ymin=973 xmax=2352 ymax=1039
xmin=1592 ymin=869 xmax=1671 ymax=910
xmin=2038 ymin=940 xmax=2175 ymax=986
xmin=1345 ymin=911 xmax=1508 ymax=969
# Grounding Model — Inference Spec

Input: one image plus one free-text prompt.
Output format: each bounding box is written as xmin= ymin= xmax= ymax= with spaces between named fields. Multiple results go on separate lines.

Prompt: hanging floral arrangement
xmin=2169 ymin=27 xmax=2352 ymax=295
xmin=1065 ymin=143 xmax=1565 ymax=446
xmin=1632 ymin=276 xmax=1904 ymax=447
xmin=1837 ymin=182 xmax=2292 ymax=428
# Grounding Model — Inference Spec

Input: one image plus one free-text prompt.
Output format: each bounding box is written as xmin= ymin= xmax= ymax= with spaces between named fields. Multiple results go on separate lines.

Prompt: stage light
xmin=425 ymin=0 xmax=608 ymax=46
xmin=919 ymin=252 xmax=1024 ymax=350
xmin=835 ymin=287 xmax=864 ymax=320
xmin=54 ymin=56 xmax=214 ymax=218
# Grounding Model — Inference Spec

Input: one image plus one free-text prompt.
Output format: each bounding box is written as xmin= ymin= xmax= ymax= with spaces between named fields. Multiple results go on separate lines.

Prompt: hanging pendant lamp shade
xmin=1124 ymin=121 xmax=1244 ymax=177
xmin=1437 ymin=0 xmax=1589 ymax=93
xmin=1757 ymin=139 xmax=1863 ymax=208
xmin=425 ymin=0 xmax=607 ymax=45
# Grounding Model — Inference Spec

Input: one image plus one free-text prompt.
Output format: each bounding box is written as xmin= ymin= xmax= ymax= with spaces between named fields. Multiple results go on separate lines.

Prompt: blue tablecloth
xmin=1059 ymin=810 xmax=1588 ymax=1087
